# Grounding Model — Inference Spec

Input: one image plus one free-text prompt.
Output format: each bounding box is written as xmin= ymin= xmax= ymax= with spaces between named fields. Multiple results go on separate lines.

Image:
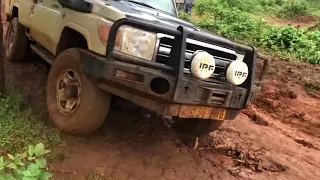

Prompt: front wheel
xmin=46 ymin=48 xmax=112 ymax=135
xmin=173 ymin=117 xmax=224 ymax=135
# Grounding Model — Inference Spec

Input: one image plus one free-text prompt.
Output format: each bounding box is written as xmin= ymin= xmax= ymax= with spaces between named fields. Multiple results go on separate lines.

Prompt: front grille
xmin=195 ymin=86 xmax=233 ymax=106
xmin=210 ymin=90 xmax=229 ymax=105
xmin=156 ymin=34 xmax=239 ymax=83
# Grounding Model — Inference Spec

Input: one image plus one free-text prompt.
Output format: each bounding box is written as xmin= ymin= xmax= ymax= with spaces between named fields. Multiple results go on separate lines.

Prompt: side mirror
xmin=57 ymin=0 xmax=93 ymax=13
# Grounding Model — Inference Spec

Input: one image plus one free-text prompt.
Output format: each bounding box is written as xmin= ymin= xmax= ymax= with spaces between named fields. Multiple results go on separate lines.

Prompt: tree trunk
xmin=0 ymin=0 xmax=5 ymax=92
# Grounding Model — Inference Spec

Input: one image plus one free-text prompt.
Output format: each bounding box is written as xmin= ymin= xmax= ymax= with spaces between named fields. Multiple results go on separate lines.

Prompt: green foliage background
xmin=181 ymin=0 xmax=320 ymax=64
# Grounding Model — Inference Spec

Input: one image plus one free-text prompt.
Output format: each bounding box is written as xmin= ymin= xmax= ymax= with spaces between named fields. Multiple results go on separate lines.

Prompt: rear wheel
xmin=173 ymin=117 xmax=224 ymax=135
xmin=5 ymin=17 xmax=29 ymax=62
xmin=46 ymin=48 xmax=112 ymax=134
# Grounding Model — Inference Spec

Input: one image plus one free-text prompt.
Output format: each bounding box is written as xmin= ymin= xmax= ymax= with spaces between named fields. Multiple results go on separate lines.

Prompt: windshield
xmin=125 ymin=0 xmax=176 ymax=15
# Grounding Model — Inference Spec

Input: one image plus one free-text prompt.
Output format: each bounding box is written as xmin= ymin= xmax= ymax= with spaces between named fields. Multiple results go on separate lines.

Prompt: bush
xmin=308 ymin=0 xmax=320 ymax=16
xmin=189 ymin=0 xmax=320 ymax=64
xmin=277 ymin=0 xmax=309 ymax=18
xmin=260 ymin=26 xmax=320 ymax=64
xmin=195 ymin=8 xmax=266 ymax=42
xmin=224 ymin=0 xmax=263 ymax=13
xmin=178 ymin=11 xmax=192 ymax=22
xmin=195 ymin=0 xmax=224 ymax=16
xmin=194 ymin=0 xmax=312 ymax=18
xmin=0 ymin=143 xmax=52 ymax=180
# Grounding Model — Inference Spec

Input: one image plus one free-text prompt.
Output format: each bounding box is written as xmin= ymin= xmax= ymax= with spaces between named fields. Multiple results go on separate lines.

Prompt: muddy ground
xmin=2 ymin=6 xmax=320 ymax=180
xmin=266 ymin=15 xmax=319 ymax=29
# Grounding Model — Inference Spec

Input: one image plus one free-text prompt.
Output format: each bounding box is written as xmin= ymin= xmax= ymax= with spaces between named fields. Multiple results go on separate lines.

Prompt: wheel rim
xmin=56 ymin=69 xmax=82 ymax=115
xmin=5 ymin=22 xmax=14 ymax=57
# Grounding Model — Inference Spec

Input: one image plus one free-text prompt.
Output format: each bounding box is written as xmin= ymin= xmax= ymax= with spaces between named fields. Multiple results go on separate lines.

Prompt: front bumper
xmin=79 ymin=18 xmax=269 ymax=120
xmin=80 ymin=50 xmax=241 ymax=119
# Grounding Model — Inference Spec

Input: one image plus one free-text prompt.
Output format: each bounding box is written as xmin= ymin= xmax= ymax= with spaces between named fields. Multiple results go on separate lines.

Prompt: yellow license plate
xmin=179 ymin=105 xmax=226 ymax=120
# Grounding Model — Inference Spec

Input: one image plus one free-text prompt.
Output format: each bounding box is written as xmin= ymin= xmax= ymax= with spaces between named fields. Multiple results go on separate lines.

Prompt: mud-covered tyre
xmin=5 ymin=17 xmax=29 ymax=62
xmin=46 ymin=48 xmax=111 ymax=135
xmin=173 ymin=117 xmax=224 ymax=135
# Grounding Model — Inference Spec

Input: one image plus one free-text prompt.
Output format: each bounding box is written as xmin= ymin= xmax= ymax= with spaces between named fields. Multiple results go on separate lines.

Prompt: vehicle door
xmin=29 ymin=0 xmax=63 ymax=54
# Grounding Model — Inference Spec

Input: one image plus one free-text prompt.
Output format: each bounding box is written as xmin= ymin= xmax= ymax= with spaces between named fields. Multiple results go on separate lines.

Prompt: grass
xmin=0 ymin=91 xmax=60 ymax=154
xmin=308 ymin=0 xmax=320 ymax=17
xmin=196 ymin=0 xmax=316 ymax=19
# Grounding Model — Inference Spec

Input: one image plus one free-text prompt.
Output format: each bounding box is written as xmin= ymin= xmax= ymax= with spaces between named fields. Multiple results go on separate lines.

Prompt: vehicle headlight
xmin=115 ymin=25 xmax=157 ymax=60
xmin=97 ymin=18 xmax=157 ymax=61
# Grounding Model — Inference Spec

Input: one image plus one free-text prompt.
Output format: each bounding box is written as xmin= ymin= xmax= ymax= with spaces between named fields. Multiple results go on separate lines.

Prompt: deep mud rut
xmin=2 ymin=4 xmax=320 ymax=180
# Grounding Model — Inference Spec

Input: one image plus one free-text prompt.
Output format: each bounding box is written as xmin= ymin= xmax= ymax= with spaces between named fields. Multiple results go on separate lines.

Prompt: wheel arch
xmin=7 ymin=5 xmax=19 ymax=21
xmin=12 ymin=6 xmax=18 ymax=17
xmin=56 ymin=24 xmax=90 ymax=56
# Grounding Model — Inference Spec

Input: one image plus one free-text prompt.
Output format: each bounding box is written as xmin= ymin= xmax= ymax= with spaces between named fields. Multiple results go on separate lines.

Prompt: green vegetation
xmin=260 ymin=26 xmax=320 ymax=64
xmin=309 ymin=0 xmax=320 ymax=17
xmin=0 ymin=143 xmax=52 ymax=180
xmin=195 ymin=0 xmax=315 ymax=19
xmin=185 ymin=0 xmax=320 ymax=64
xmin=0 ymin=92 xmax=59 ymax=178
xmin=0 ymin=92 xmax=60 ymax=154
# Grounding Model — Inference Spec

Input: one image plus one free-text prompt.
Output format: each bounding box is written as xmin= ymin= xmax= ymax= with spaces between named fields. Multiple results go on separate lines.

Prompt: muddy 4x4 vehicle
xmin=5 ymin=0 xmax=268 ymax=135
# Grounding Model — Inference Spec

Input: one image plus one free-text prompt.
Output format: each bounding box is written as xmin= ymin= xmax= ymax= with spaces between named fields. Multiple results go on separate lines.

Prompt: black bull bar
xmin=105 ymin=18 xmax=269 ymax=106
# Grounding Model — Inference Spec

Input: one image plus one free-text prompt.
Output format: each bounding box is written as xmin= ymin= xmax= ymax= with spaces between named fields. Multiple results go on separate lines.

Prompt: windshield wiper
xmin=122 ymin=0 xmax=156 ymax=10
